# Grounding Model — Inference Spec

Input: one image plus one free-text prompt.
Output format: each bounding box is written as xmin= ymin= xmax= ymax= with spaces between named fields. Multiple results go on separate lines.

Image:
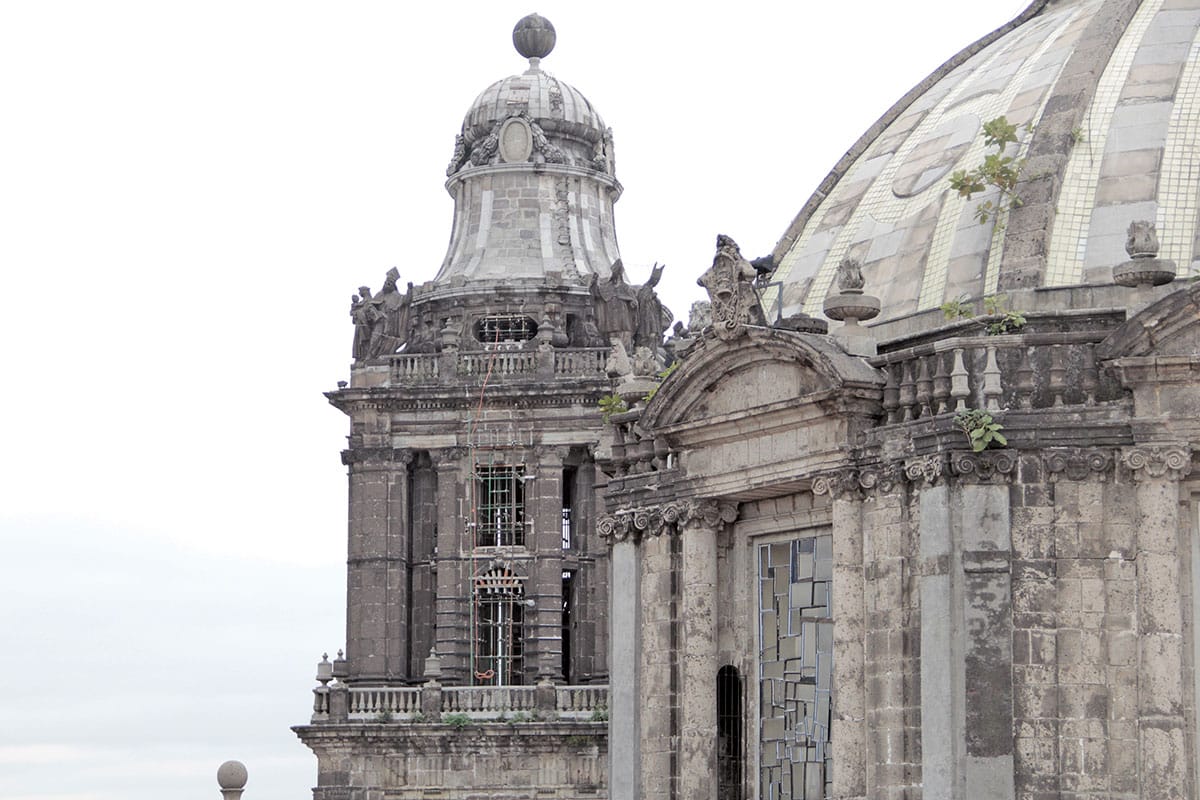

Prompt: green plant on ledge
xmin=956 ymin=409 xmax=1007 ymax=452
xmin=598 ymin=393 xmax=629 ymax=421
xmin=939 ymin=293 xmax=1026 ymax=335
xmin=949 ymin=115 xmax=1026 ymax=225
xmin=441 ymin=712 xmax=472 ymax=728
xmin=981 ymin=294 xmax=1027 ymax=335
xmin=641 ymin=361 xmax=680 ymax=403
xmin=590 ymin=705 xmax=609 ymax=722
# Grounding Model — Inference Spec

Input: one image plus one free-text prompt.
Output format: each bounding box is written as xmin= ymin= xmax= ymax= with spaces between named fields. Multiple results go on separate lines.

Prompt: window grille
xmin=473 ymin=567 xmax=525 ymax=685
xmin=475 ymin=315 xmax=537 ymax=345
xmin=474 ymin=464 xmax=526 ymax=547
xmin=717 ymin=665 xmax=744 ymax=800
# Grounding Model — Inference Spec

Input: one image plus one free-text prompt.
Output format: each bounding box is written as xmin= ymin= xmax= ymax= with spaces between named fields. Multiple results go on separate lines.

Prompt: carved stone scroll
xmin=1122 ymin=444 xmax=1194 ymax=482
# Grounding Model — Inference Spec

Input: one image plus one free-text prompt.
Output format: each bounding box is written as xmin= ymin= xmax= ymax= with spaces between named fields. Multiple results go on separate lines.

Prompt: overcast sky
xmin=1 ymin=2 xmax=1031 ymax=798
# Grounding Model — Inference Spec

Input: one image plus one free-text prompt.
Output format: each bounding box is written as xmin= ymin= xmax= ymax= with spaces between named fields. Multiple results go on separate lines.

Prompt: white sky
xmin=1 ymin=2 xmax=1031 ymax=798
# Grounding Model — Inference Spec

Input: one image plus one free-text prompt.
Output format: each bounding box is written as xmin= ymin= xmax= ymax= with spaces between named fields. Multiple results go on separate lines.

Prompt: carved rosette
xmin=1121 ymin=445 xmax=1194 ymax=482
xmin=1043 ymin=448 xmax=1114 ymax=482
xmin=949 ymin=450 xmax=1018 ymax=483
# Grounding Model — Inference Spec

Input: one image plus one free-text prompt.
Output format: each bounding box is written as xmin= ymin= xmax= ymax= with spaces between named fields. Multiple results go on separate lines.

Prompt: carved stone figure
xmin=589 ymin=260 xmax=639 ymax=351
xmin=688 ymin=301 xmax=713 ymax=332
xmin=350 ymin=286 xmax=373 ymax=360
xmin=605 ymin=339 xmax=633 ymax=380
xmin=528 ymin=116 xmax=566 ymax=164
xmin=835 ymin=257 xmax=865 ymax=292
xmin=1126 ymin=220 xmax=1159 ymax=259
xmin=469 ymin=122 xmax=502 ymax=166
xmin=366 ymin=269 xmax=410 ymax=358
xmin=446 ymin=134 xmax=468 ymax=176
xmin=697 ymin=235 xmax=766 ymax=340
xmin=632 ymin=346 xmax=658 ymax=378
xmin=633 ymin=262 xmax=673 ymax=352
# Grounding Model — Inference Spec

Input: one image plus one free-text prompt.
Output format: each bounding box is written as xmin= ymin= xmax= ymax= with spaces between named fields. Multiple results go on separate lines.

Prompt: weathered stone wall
xmin=299 ymin=723 xmax=607 ymax=800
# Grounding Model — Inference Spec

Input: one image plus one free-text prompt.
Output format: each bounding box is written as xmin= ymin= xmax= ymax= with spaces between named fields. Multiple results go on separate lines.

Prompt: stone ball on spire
xmin=217 ymin=761 xmax=248 ymax=790
xmin=513 ymin=13 xmax=556 ymax=60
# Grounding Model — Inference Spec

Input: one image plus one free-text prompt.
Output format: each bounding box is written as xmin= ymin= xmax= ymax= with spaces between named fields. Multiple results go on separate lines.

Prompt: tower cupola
xmin=434 ymin=13 xmax=622 ymax=287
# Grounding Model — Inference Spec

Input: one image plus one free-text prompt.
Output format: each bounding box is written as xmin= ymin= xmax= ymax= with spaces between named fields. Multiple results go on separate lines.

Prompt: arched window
xmin=473 ymin=566 xmax=526 ymax=685
xmin=717 ymin=665 xmax=744 ymax=799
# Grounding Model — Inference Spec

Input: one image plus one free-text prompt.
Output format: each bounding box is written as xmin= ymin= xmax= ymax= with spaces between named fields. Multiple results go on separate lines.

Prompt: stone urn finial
xmin=823 ymin=258 xmax=881 ymax=326
xmin=1114 ymin=220 xmax=1176 ymax=287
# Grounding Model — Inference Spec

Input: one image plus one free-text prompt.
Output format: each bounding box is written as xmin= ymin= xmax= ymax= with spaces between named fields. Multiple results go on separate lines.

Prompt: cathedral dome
xmin=773 ymin=0 xmax=1200 ymax=324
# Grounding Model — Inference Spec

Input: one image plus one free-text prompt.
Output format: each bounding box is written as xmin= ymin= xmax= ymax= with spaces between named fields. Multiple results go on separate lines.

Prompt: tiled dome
xmin=773 ymin=0 xmax=1200 ymax=323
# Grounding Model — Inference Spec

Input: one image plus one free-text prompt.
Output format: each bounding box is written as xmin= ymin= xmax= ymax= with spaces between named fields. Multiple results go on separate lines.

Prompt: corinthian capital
xmin=1122 ymin=444 xmax=1193 ymax=482
xmin=679 ymin=498 xmax=738 ymax=531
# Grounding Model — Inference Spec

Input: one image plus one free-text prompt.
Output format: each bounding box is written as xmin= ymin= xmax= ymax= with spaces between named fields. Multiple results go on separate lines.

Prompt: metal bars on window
xmin=473 ymin=464 xmax=526 ymax=547
xmin=473 ymin=567 xmax=525 ymax=686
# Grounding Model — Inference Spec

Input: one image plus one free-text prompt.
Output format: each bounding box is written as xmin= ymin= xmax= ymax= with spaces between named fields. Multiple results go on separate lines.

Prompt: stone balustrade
xmin=313 ymin=683 xmax=609 ymax=723
xmin=870 ymin=329 xmax=1123 ymax=423
xmin=387 ymin=347 xmax=610 ymax=384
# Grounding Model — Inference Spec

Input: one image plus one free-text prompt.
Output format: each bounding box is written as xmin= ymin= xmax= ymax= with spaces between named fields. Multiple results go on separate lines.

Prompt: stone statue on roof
xmin=589 ymin=259 xmax=639 ymax=351
xmin=633 ymin=262 xmax=673 ymax=355
xmin=698 ymin=235 xmax=766 ymax=340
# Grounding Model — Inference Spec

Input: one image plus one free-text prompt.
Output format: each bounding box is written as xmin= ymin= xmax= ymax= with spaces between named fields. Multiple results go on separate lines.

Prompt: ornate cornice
xmin=1121 ymin=444 xmax=1194 ymax=482
xmin=341 ymin=447 xmax=413 ymax=466
xmin=598 ymin=498 xmax=738 ymax=545
xmin=1042 ymin=448 xmax=1114 ymax=482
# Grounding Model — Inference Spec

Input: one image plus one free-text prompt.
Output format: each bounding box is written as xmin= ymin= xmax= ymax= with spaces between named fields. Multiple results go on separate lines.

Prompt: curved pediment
xmin=643 ymin=328 xmax=884 ymax=432
xmin=1097 ymin=282 xmax=1200 ymax=359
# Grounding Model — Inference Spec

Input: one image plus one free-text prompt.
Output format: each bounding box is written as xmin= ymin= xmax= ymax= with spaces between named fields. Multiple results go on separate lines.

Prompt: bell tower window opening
xmin=562 ymin=466 xmax=576 ymax=550
xmin=475 ymin=315 xmax=537 ymax=345
xmin=474 ymin=464 xmax=526 ymax=547
xmin=473 ymin=567 xmax=526 ymax=686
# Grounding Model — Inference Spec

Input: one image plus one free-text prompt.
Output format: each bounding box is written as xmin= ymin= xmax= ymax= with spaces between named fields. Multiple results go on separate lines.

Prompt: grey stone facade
xmin=300 ymin=3 xmax=1200 ymax=799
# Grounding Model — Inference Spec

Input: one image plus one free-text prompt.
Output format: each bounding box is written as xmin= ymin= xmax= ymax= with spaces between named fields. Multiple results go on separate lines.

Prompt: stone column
xmin=679 ymin=499 xmax=737 ymax=800
xmin=1122 ymin=444 xmax=1193 ymax=800
xmin=433 ymin=447 xmax=469 ymax=684
xmin=530 ymin=446 xmax=566 ymax=682
xmin=952 ymin=452 xmax=1015 ymax=800
xmin=601 ymin=513 xmax=641 ymax=800
xmin=344 ymin=447 xmax=411 ymax=682
xmin=815 ymin=470 xmax=868 ymax=800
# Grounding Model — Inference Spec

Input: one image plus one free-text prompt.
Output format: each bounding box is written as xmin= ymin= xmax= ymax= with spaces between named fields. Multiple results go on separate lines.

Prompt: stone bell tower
xmin=297 ymin=14 xmax=675 ymax=797
xmin=328 ymin=11 xmax=652 ymax=692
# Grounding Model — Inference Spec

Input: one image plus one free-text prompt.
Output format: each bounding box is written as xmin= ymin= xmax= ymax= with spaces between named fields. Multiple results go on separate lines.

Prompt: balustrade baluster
xmin=932 ymin=351 xmax=951 ymax=414
xmin=1048 ymin=345 xmax=1067 ymax=407
xmin=982 ymin=346 xmax=1002 ymax=411
xmin=915 ymin=356 xmax=933 ymax=419
xmin=898 ymin=361 xmax=917 ymax=422
xmin=1013 ymin=347 xmax=1034 ymax=409
xmin=882 ymin=363 xmax=900 ymax=423
xmin=950 ymin=348 xmax=970 ymax=412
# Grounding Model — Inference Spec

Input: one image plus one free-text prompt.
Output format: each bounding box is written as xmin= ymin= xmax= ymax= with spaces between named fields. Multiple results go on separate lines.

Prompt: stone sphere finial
xmin=513 ymin=13 xmax=556 ymax=65
xmin=217 ymin=760 xmax=248 ymax=790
